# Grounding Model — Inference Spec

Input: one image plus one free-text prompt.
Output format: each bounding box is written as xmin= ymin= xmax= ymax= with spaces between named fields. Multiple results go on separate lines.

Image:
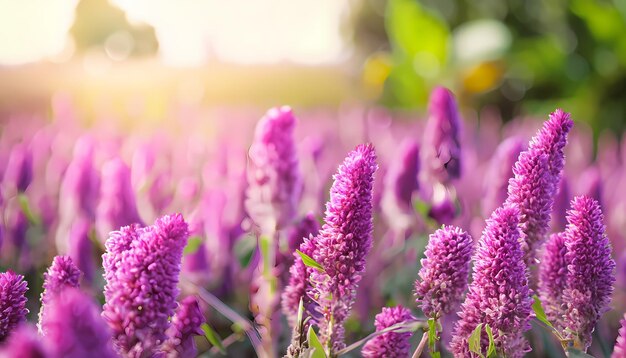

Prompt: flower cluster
xmin=361 ymin=306 xmax=414 ymax=358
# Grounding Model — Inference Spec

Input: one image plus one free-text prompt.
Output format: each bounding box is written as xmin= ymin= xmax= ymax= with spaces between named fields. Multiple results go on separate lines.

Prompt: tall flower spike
xmin=44 ymin=288 xmax=116 ymax=358
xmin=613 ymin=314 xmax=626 ymax=358
xmin=421 ymin=86 xmax=462 ymax=183
xmin=39 ymin=255 xmax=81 ymax=335
xmin=0 ymin=324 xmax=50 ymax=358
xmin=282 ymin=235 xmax=318 ymax=328
xmin=67 ymin=216 xmax=95 ymax=283
xmin=96 ymin=158 xmax=143 ymax=243
xmin=361 ymin=306 xmax=415 ymax=358
xmin=482 ymin=137 xmax=524 ymax=217
xmin=381 ymin=139 xmax=420 ymax=230
xmin=451 ymin=206 xmax=532 ymax=358
xmin=505 ymin=109 xmax=573 ymax=264
xmin=563 ymin=196 xmax=615 ymax=351
xmin=4 ymin=143 xmax=33 ymax=192
xmin=415 ymin=225 xmax=473 ymax=319
xmin=102 ymin=214 xmax=190 ymax=356
xmin=245 ymin=106 xmax=302 ymax=233
xmin=162 ymin=296 xmax=205 ymax=358
xmin=0 ymin=271 xmax=28 ymax=342
xmin=309 ymin=144 xmax=377 ymax=354
xmin=537 ymin=233 xmax=568 ymax=330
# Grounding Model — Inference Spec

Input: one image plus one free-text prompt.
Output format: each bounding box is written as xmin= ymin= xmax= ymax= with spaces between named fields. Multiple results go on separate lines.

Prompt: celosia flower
xmin=451 ymin=206 xmax=532 ymax=357
xmin=44 ymin=288 xmax=116 ymax=358
xmin=0 ymin=271 xmax=29 ymax=342
xmin=361 ymin=306 xmax=415 ymax=358
xmin=102 ymin=214 xmax=190 ymax=356
xmin=415 ymin=225 xmax=473 ymax=319
xmin=421 ymin=86 xmax=462 ymax=183
xmin=0 ymin=324 xmax=50 ymax=358
xmin=537 ymin=233 xmax=568 ymax=330
xmin=613 ymin=314 xmax=626 ymax=358
xmin=162 ymin=296 xmax=205 ymax=358
xmin=482 ymin=137 xmax=524 ymax=217
xmin=381 ymin=139 xmax=420 ymax=229
xmin=282 ymin=235 xmax=317 ymax=328
xmin=309 ymin=144 xmax=377 ymax=353
xmin=562 ymin=196 xmax=615 ymax=350
xmin=505 ymin=109 xmax=573 ymax=264
xmin=96 ymin=158 xmax=143 ymax=242
xmin=245 ymin=106 xmax=302 ymax=233
xmin=39 ymin=255 xmax=81 ymax=334
xmin=4 ymin=143 xmax=33 ymax=192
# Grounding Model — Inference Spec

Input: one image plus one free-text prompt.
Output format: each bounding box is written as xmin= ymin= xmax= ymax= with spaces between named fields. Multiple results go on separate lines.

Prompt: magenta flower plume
xmin=0 ymin=324 xmax=50 ymax=358
xmin=282 ymin=235 xmax=318 ymax=328
xmin=4 ymin=143 xmax=33 ymax=192
xmin=482 ymin=137 xmax=524 ymax=216
xmin=422 ymin=86 xmax=462 ymax=182
xmin=361 ymin=306 xmax=415 ymax=358
xmin=0 ymin=271 xmax=29 ymax=342
xmin=39 ymin=255 xmax=81 ymax=334
xmin=613 ymin=314 xmax=626 ymax=358
xmin=451 ymin=206 xmax=532 ymax=358
xmin=537 ymin=233 xmax=568 ymax=330
xmin=102 ymin=214 xmax=190 ymax=356
xmin=309 ymin=144 xmax=378 ymax=353
xmin=162 ymin=296 xmax=205 ymax=358
xmin=96 ymin=158 xmax=143 ymax=242
xmin=562 ymin=196 xmax=615 ymax=350
xmin=381 ymin=139 xmax=420 ymax=229
xmin=415 ymin=225 xmax=473 ymax=319
xmin=43 ymin=288 xmax=116 ymax=358
xmin=245 ymin=106 xmax=302 ymax=233
xmin=505 ymin=109 xmax=573 ymax=264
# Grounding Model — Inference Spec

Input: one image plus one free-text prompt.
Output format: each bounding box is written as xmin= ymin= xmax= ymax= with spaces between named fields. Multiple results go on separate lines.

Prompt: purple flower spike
xmin=362 ymin=306 xmax=415 ymax=358
xmin=245 ymin=106 xmax=302 ymax=233
xmin=278 ymin=213 xmax=320 ymax=287
xmin=0 ymin=324 xmax=50 ymax=358
xmin=451 ymin=206 xmax=532 ymax=358
xmin=422 ymin=86 xmax=462 ymax=182
xmin=505 ymin=109 xmax=573 ymax=264
xmin=44 ymin=288 xmax=116 ymax=358
xmin=4 ymin=143 xmax=33 ymax=192
xmin=310 ymin=144 xmax=377 ymax=353
xmin=162 ymin=296 xmax=205 ymax=358
xmin=538 ymin=233 xmax=568 ymax=330
xmin=96 ymin=158 xmax=143 ymax=242
xmin=381 ymin=139 xmax=420 ymax=229
xmin=415 ymin=225 xmax=473 ymax=319
xmin=613 ymin=314 xmax=626 ymax=358
xmin=39 ymin=256 xmax=81 ymax=334
xmin=102 ymin=214 xmax=190 ymax=356
xmin=59 ymin=136 xmax=100 ymax=220
xmin=482 ymin=137 xmax=524 ymax=217
xmin=282 ymin=235 xmax=318 ymax=328
xmin=0 ymin=271 xmax=29 ymax=342
xmin=67 ymin=216 xmax=95 ymax=283
xmin=563 ymin=196 xmax=615 ymax=350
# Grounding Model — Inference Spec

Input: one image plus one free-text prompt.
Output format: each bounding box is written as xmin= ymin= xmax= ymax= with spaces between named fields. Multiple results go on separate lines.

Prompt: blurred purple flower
xmin=361 ymin=306 xmax=414 ymax=358
xmin=578 ymin=166 xmax=602 ymax=208
xmin=59 ymin=136 xmax=100 ymax=220
xmin=96 ymin=158 xmax=143 ymax=243
xmin=0 ymin=324 xmax=50 ymax=358
xmin=552 ymin=176 xmax=571 ymax=232
xmin=4 ymin=143 xmax=33 ymax=192
xmin=44 ymin=288 xmax=116 ymax=358
xmin=309 ymin=144 xmax=377 ymax=353
xmin=278 ymin=213 xmax=320 ymax=286
xmin=415 ymin=225 xmax=473 ymax=319
xmin=0 ymin=271 xmax=29 ymax=342
xmin=162 ymin=296 xmax=205 ymax=358
xmin=451 ymin=206 xmax=532 ymax=357
xmin=428 ymin=186 xmax=456 ymax=225
xmin=563 ymin=196 xmax=615 ymax=350
xmin=538 ymin=233 xmax=568 ymax=330
xmin=102 ymin=214 xmax=190 ymax=356
xmin=482 ymin=137 xmax=524 ymax=217
xmin=381 ymin=139 xmax=420 ymax=229
xmin=245 ymin=106 xmax=302 ymax=233
xmin=613 ymin=314 xmax=626 ymax=358
xmin=422 ymin=86 xmax=462 ymax=183
xmin=67 ymin=216 xmax=95 ymax=283
xmin=38 ymin=256 xmax=81 ymax=335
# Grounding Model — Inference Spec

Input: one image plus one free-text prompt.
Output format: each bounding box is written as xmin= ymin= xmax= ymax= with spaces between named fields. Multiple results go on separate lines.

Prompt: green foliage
xmin=201 ymin=322 xmax=226 ymax=355
xmin=183 ymin=236 xmax=203 ymax=255
xmin=307 ymin=326 xmax=327 ymax=358
xmin=296 ymin=249 xmax=325 ymax=272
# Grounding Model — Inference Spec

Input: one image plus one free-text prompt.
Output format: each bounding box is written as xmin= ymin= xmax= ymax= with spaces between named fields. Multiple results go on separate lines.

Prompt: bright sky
xmin=0 ymin=0 xmax=351 ymax=66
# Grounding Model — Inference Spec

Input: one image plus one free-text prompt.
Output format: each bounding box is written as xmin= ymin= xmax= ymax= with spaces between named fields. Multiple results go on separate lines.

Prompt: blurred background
xmin=1 ymin=0 xmax=625 ymax=136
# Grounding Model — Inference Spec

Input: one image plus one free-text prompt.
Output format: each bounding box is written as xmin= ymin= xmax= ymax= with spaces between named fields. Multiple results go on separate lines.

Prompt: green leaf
xmin=427 ymin=318 xmax=438 ymax=349
xmin=532 ymin=295 xmax=554 ymax=329
xmin=234 ymin=234 xmax=256 ymax=268
xmin=18 ymin=193 xmax=40 ymax=225
xmin=201 ymin=322 xmax=225 ymax=354
xmin=485 ymin=324 xmax=495 ymax=357
xmin=296 ymin=250 xmax=325 ymax=272
xmin=468 ymin=323 xmax=484 ymax=357
xmin=307 ymin=326 xmax=327 ymax=358
xmin=183 ymin=236 xmax=203 ymax=255
xmin=259 ymin=235 xmax=272 ymax=275
xmin=566 ymin=348 xmax=595 ymax=358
